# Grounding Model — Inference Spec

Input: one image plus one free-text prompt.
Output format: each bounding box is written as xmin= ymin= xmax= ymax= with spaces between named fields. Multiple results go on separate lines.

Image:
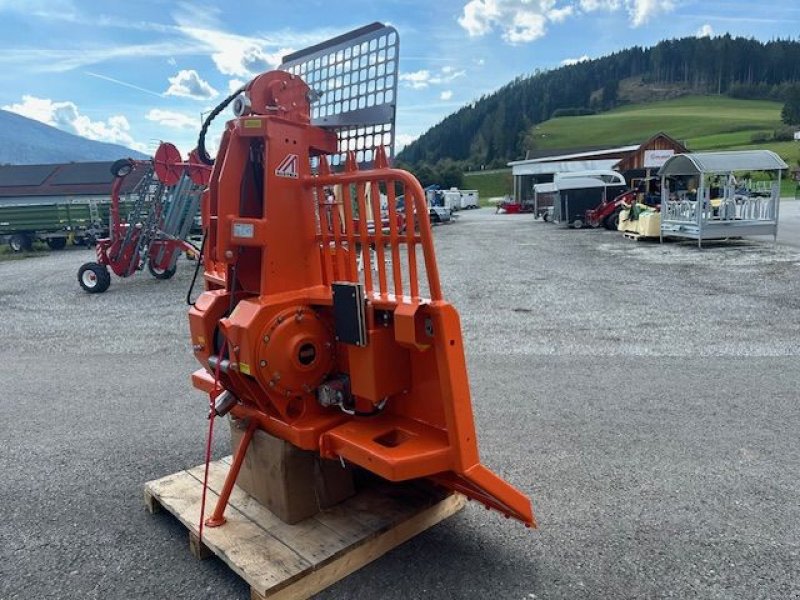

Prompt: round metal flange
xmin=154 ymin=142 xmax=184 ymax=185
xmin=255 ymin=306 xmax=334 ymax=399
xmin=187 ymin=149 xmax=212 ymax=186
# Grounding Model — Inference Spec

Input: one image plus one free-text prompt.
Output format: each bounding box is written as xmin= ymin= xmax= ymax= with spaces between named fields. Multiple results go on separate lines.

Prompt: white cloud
xmin=173 ymin=19 xmax=291 ymax=77
xmin=696 ymin=23 xmax=713 ymax=38
xmin=561 ymin=55 xmax=590 ymax=66
xmin=0 ymin=8 xmax=339 ymax=77
xmin=0 ymin=40 xmax=209 ymax=73
xmin=165 ymin=69 xmax=218 ymax=99
xmin=459 ymin=0 xmax=502 ymax=36
xmin=579 ymin=0 xmax=674 ymax=26
xmin=459 ymin=0 xmax=674 ymax=43
xmin=395 ymin=133 xmax=418 ymax=152
xmin=170 ymin=10 xmax=343 ymax=78
xmin=627 ymin=0 xmax=674 ymax=26
xmin=505 ymin=10 xmax=547 ymax=43
xmin=578 ymin=0 xmax=621 ymax=10
xmin=400 ymin=70 xmax=432 ymax=89
xmin=440 ymin=90 xmax=454 ymax=101
xmin=399 ymin=67 xmax=467 ymax=89
xmin=3 ymin=94 xmax=145 ymax=151
xmin=145 ymin=109 xmax=198 ymax=130
xmin=228 ymin=78 xmax=247 ymax=93
xmin=548 ymin=5 xmax=574 ymax=22
xmin=458 ymin=0 xmax=566 ymax=43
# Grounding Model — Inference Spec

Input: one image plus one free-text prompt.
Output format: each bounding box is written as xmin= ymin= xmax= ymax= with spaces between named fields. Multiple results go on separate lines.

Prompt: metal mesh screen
xmin=279 ymin=23 xmax=398 ymax=167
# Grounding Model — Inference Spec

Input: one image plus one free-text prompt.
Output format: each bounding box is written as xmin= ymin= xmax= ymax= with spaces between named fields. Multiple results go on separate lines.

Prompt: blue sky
xmin=0 ymin=0 xmax=797 ymax=157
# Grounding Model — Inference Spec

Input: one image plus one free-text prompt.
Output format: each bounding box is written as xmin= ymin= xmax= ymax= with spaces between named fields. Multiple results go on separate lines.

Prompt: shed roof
xmin=0 ymin=161 xmax=149 ymax=198
xmin=533 ymin=182 xmax=557 ymax=194
xmin=555 ymin=169 xmax=627 ymax=184
xmin=659 ymin=150 xmax=788 ymax=177
xmin=509 ymin=144 xmax=639 ymax=167
xmin=555 ymin=177 xmax=609 ymax=190
xmin=512 ymin=158 xmax=620 ymax=176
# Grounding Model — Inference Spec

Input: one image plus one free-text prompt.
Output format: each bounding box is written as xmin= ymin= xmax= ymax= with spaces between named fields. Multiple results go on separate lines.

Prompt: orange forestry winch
xmin=186 ymin=23 xmax=534 ymax=529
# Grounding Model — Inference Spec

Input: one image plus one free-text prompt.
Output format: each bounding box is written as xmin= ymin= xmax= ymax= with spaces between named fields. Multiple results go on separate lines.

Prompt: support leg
xmin=205 ymin=420 xmax=257 ymax=527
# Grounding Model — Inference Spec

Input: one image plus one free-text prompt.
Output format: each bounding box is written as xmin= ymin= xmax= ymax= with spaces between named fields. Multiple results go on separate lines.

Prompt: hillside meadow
xmin=465 ymin=96 xmax=799 ymax=200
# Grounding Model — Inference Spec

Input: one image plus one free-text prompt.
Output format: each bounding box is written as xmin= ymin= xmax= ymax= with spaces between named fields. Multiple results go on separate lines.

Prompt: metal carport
xmin=658 ymin=150 xmax=788 ymax=247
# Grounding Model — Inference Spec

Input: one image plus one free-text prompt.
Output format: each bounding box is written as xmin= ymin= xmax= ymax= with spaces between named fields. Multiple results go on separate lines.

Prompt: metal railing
xmin=662 ymin=184 xmax=779 ymax=225
xmin=305 ymin=149 xmax=442 ymax=303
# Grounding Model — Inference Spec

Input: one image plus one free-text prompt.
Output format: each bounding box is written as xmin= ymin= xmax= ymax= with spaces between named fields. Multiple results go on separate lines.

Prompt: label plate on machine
xmin=232 ymin=222 xmax=255 ymax=238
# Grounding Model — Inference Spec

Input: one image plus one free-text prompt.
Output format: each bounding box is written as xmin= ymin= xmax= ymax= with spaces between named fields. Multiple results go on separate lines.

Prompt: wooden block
xmin=143 ymin=458 xmax=465 ymax=599
xmin=189 ymin=532 xmax=214 ymax=560
xmin=229 ymin=420 xmax=355 ymax=524
xmin=143 ymin=488 xmax=161 ymax=514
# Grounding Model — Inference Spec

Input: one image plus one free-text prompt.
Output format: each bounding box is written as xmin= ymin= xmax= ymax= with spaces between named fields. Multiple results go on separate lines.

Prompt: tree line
xmin=397 ymin=35 xmax=800 ymax=170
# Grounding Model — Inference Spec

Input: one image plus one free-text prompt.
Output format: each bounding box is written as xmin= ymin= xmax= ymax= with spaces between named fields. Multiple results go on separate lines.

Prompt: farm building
xmin=509 ymin=132 xmax=687 ymax=206
xmin=0 ymin=161 xmax=147 ymax=201
xmin=0 ymin=160 xmax=149 ymax=250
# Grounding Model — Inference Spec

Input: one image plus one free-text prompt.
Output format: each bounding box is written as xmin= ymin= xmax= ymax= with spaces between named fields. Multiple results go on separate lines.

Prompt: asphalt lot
xmin=2 ymin=206 xmax=800 ymax=599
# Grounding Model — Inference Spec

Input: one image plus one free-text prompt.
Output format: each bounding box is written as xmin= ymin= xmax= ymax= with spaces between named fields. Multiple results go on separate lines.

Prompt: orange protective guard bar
xmin=308 ymin=155 xmax=442 ymax=304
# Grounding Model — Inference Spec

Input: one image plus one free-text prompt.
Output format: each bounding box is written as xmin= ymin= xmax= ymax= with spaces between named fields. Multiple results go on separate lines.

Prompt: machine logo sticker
xmin=275 ymin=154 xmax=299 ymax=179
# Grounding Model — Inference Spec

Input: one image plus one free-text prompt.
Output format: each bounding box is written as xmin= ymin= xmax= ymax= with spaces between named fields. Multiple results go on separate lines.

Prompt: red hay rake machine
xmin=182 ymin=22 xmax=535 ymax=531
xmin=77 ymin=148 xmax=207 ymax=293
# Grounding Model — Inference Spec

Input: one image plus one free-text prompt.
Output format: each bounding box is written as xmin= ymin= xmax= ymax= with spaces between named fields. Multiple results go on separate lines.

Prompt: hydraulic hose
xmin=197 ymin=85 xmax=247 ymax=166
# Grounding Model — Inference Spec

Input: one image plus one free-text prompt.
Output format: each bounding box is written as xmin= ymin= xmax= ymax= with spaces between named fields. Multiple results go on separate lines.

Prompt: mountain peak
xmin=0 ymin=109 xmax=149 ymax=165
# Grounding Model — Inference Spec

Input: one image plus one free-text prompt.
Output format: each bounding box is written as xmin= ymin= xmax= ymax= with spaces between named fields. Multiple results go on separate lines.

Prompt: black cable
xmin=352 ymin=406 xmax=386 ymax=418
xmin=228 ymin=260 xmax=238 ymax=316
xmin=186 ymin=232 xmax=206 ymax=306
xmin=197 ymin=85 xmax=247 ymax=166
xmin=349 ymin=398 xmax=388 ymax=418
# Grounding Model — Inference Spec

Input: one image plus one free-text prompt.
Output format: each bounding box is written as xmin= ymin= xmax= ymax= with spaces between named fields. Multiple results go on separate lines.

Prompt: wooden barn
xmin=614 ymin=132 xmax=688 ymax=179
xmin=509 ymin=132 xmax=688 ymax=206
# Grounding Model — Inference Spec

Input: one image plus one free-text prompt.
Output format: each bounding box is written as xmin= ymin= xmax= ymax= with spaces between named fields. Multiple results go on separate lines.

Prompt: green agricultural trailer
xmin=0 ymin=161 xmax=147 ymax=252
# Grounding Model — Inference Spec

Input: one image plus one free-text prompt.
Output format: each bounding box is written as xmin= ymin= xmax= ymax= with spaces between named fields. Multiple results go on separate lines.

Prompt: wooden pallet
xmin=622 ymin=230 xmax=663 ymax=242
xmin=623 ymin=231 xmax=653 ymax=241
xmin=144 ymin=457 xmax=466 ymax=599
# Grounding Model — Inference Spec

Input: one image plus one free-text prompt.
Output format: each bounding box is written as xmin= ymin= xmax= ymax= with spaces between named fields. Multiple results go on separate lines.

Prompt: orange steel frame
xmin=189 ymin=70 xmax=535 ymax=528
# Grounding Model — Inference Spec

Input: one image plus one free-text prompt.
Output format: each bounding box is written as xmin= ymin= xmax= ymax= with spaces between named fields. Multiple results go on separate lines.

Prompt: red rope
xmin=198 ymin=342 xmax=225 ymax=544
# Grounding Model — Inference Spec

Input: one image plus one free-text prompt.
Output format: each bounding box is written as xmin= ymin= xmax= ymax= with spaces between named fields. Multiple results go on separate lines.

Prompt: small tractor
xmin=184 ymin=23 xmax=535 ymax=529
xmin=586 ymin=177 xmax=660 ymax=230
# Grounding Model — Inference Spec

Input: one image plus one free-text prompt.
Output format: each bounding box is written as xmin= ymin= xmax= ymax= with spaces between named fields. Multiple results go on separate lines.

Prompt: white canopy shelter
xmin=658 ymin=150 xmax=788 ymax=246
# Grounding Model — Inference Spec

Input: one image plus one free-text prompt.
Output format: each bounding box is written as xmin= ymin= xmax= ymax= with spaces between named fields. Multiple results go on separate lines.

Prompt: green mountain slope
xmin=530 ymin=96 xmax=782 ymax=151
xmin=398 ymin=35 xmax=800 ymax=169
xmin=464 ymin=96 xmax=799 ymax=200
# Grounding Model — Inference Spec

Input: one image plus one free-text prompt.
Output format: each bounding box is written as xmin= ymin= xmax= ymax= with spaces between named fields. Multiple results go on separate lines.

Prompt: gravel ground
xmin=1 ymin=208 xmax=799 ymax=599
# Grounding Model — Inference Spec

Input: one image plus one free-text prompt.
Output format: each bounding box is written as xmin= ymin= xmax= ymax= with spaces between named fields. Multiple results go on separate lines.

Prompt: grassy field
xmin=464 ymin=96 xmax=799 ymax=199
xmin=532 ymin=96 xmax=784 ymax=150
xmin=463 ymin=169 xmax=513 ymax=203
